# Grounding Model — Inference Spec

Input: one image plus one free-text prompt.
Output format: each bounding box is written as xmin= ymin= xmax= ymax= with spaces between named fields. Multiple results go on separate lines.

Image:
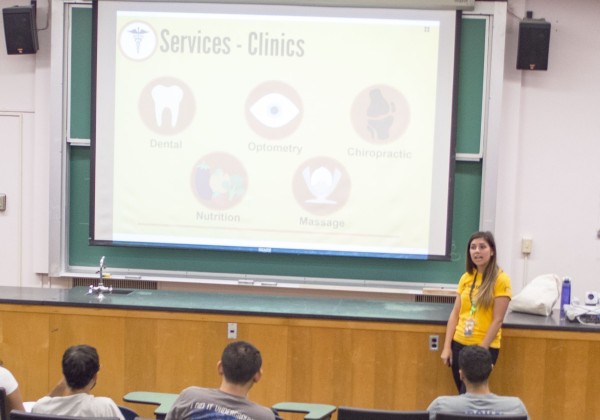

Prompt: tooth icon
xmin=151 ymin=84 xmax=184 ymax=127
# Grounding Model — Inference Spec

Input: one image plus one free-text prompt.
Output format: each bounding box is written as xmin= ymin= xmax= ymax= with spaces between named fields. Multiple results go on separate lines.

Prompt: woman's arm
xmin=441 ymin=295 xmax=461 ymax=366
xmin=479 ymin=296 xmax=510 ymax=349
xmin=7 ymin=387 xmax=26 ymax=412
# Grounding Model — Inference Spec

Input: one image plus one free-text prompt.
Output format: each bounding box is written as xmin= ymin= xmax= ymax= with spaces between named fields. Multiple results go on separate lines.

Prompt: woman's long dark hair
xmin=466 ymin=231 xmax=499 ymax=309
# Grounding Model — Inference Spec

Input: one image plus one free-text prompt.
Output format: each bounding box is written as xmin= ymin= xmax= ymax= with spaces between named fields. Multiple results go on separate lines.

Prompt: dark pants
xmin=451 ymin=340 xmax=499 ymax=394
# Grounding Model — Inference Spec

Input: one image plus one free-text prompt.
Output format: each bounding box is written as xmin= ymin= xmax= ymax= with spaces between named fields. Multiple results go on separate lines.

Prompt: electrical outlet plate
xmin=0 ymin=193 xmax=6 ymax=211
xmin=227 ymin=322 xmax=237 ymax=339
xmin=429 ymin=334 xmax=439 ymax=351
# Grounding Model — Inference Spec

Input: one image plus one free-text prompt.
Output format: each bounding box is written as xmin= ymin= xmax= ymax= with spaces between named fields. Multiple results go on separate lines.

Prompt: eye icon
xmin=249 ymin=93 xmax=300 ymax=128
xmin=245 ymin=81 xmax=303 ymax=139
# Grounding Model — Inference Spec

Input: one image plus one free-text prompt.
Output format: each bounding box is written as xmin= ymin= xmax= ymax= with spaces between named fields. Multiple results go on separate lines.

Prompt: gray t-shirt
xmin=165 ymin=387 xmax=276 ymax=420
xmin=427 ymin=393 xmax=529 ymax=419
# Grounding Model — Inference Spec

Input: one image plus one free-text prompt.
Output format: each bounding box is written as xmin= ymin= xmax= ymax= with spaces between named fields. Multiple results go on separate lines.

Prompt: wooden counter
xmin=0 ymin=287 xmax=597 ymax=420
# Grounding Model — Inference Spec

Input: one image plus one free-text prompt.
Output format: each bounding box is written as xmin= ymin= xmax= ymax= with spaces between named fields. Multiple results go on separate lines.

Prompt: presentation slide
xmin=92 ymin=1 xmax=458 ymax=259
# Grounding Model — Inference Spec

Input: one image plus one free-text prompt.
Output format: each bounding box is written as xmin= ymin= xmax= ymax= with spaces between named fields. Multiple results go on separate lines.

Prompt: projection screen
xmin=91 ymin=0 xmax=460 ymax=260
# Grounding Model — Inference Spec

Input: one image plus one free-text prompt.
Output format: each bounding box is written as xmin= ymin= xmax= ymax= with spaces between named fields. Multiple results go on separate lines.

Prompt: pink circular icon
xmin=292 ymin=157 xmax=351 ymax=216
xmin=351 ymin=85 xmax=410 ymax=144
xmin=139 ymin=77 xmax=196 ymax=136
xmin=245 ymin=81 xmax=303 ymax=140
xmin=191 ymin=152 xmax=248 ymax=210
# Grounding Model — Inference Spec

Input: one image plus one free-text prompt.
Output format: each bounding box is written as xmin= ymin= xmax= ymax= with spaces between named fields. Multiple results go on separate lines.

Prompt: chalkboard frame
xmin=65 ymin=5 xmax=488 ymax=285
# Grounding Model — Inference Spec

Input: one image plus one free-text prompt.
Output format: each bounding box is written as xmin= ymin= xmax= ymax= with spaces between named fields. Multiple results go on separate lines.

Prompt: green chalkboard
xmin=67 ymin=6 xmax=485 ymax=284
xmin=456 ymin=17 xmax=486 ymax=156
xmin=69 ymin=7 xmax=93 ymax=140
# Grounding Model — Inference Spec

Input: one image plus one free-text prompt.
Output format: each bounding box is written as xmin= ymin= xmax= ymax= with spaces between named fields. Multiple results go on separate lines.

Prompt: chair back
xmin=117 ymin=406 xmax=139 ymax=420
xmin=10 ymin=411 xmax=120 ymax=420
xmin=337 ymin=406 xmax=429 ymax=420
xmin=0 ymin=388 xmax=8 ymax=420
xmin=435 ymin=413 xmax=527 ymax=420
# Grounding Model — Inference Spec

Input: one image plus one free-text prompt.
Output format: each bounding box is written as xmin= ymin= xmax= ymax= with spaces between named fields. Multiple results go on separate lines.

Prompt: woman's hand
xmin=441 ymin=347 xmax=452 ymax=366
xmin=441 ymin=295 xmax=461 ymax=367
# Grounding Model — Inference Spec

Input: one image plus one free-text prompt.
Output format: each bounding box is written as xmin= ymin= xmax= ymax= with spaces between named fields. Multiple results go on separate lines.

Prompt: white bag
xmin=508 ymin=273 xmax=561 ymax=316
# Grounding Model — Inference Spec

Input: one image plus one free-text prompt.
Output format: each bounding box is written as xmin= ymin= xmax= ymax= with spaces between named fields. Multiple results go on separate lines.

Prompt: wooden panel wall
xmin=493 ymin=328 xmax=600 ymax=420
xmin=0 ymin=303 xmax=598 ymax=420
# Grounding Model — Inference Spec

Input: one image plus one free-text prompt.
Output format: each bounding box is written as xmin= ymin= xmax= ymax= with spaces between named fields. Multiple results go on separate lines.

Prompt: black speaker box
xmin=3 ymin=5 xmax=38 ymax=55
xmin=517 ymin=19 xmax=550 ymax=70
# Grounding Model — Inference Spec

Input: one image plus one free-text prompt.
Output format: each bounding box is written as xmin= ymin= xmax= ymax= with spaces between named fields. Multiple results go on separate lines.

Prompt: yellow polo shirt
xmin=453 ymin=270 xmax=512 ymax=348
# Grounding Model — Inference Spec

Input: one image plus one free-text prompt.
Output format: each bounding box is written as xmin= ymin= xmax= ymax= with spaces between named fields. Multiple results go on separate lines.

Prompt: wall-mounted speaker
xmin=3 ymin=5 xmax=38 ymax=55
xmin=517 ymin=17 xmax=551 ymax=71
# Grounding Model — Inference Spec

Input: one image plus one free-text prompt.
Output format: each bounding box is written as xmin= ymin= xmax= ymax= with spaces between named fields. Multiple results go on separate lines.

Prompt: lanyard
xmin=469 ymin=270 xmax=478 ymax=316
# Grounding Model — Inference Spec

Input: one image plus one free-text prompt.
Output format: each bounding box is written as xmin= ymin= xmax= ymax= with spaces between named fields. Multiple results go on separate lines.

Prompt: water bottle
xmin=560 ymin=277 xmax=572 ymax=320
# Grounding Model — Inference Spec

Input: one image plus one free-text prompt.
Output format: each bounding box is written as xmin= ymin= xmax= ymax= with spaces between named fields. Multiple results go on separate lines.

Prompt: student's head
xmin=458 ymin=345 xmax=493 ymax=385
xmin=220 ymin=341 xmax=262 ymax=385
xmin=62 ymin=344 xmax=100 ymax=390
xmin=465 ymin=231 xmax=497 ymax=273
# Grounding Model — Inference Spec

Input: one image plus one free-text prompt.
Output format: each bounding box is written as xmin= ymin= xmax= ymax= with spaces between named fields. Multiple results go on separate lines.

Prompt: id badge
xmin=464 ymin=317 xmax=475 ymax=337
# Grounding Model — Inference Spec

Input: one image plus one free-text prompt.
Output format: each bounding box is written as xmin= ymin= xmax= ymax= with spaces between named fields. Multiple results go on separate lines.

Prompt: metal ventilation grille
xmin=72 ymin=277 xmax=158 ymax=290
xmin=415 ymin=294 xmax=455 ymax=304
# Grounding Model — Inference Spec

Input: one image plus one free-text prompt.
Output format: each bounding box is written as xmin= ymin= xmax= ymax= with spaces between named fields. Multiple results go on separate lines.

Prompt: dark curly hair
xmin=62 ymin=345 xmax=99 ymax=389
xmin=221 ymin=341 xmax=262 ymax=385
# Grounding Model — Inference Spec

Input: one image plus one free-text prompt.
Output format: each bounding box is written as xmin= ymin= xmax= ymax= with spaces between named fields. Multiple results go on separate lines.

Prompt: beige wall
xmin=1 ymin=0 xmax=600 ymax=300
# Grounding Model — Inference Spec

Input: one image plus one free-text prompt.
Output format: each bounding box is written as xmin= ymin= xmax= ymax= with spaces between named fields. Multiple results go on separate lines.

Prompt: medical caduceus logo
xmin=119 ymin=21 xmax=157 ymax=60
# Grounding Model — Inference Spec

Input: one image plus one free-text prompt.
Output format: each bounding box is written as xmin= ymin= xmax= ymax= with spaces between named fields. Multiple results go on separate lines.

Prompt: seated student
xmin=0 ymin=363 xmax=26 ymax=412
xmin=32 ymin=345 xmax=124 ymax=420
xmin=166 ymin=341 xmax=277 ymax=420
xmin=428 ymin=345 xmax=529 ymax=419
